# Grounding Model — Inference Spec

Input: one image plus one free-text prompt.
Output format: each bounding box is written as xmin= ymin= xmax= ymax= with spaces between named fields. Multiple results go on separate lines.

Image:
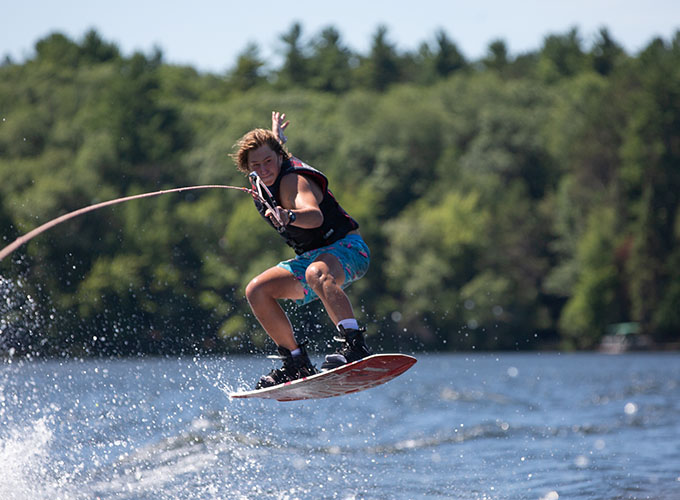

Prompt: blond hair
xmin=231 ymin=128 xmax=290 ymax=173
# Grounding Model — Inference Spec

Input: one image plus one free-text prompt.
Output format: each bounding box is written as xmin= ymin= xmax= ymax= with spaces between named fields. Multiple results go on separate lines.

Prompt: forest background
xmin=1 ymin=24 xmax=679 ymax=357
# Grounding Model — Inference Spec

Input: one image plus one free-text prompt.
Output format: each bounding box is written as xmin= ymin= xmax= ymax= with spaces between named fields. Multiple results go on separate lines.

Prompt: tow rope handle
xmin=248 ymin=172 xmax=286 ymax=231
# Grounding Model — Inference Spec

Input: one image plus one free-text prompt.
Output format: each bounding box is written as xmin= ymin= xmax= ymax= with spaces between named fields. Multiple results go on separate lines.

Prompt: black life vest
xmin=254 ymin=157 xmax=359 ymax=255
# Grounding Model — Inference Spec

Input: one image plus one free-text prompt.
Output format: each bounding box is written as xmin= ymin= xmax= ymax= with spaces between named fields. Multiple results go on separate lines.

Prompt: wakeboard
xmin=230 ymin=353 xmax=416 ymax=402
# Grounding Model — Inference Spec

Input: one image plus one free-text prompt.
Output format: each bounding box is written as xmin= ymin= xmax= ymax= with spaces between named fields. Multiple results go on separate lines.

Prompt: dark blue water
xmin=1 ymin=352 xmax=679 ymax=500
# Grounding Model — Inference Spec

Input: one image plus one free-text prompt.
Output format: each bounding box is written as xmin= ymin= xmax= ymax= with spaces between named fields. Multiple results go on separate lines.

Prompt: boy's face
xmin=247 ymin=144 xmax=282 ymax=186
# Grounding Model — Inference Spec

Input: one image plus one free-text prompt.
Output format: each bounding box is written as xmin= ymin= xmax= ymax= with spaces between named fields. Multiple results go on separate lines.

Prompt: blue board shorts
xmin=277 ymin=233 xmax=370 ymax=306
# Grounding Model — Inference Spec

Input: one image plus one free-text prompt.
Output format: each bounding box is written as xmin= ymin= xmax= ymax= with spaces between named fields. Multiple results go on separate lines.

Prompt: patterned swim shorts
xmin=277 ymin=234 xmax=370 ymax=306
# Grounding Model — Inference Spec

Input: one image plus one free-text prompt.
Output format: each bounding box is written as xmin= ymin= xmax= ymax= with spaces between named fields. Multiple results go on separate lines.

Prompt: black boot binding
xmin=256 ymin=342 xmax=318 ymax=389
xmin=321 ymin=326 xmax=372 ymax=371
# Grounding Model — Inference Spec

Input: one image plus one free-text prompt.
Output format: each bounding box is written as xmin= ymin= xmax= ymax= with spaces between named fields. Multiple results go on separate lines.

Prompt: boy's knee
xmin=245 ymin=277 xmax=263 ymax=303
xmin=305 ymin=263 xmax=330 ymax=291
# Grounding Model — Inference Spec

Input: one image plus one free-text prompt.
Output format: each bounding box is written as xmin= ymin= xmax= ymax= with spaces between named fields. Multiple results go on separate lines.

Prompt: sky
xmin=3 ymin=1 xmax=679 ymax=74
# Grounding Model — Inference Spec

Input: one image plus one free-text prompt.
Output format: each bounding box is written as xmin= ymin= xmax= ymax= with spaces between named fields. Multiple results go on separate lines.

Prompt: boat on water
xmin=599 ymin=322 xmax=654 ymax=354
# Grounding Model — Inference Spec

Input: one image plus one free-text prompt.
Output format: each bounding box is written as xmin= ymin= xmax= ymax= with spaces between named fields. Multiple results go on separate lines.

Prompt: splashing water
xmin=0 ymin=274 xmax=42 ymax=356
xmin=0 ymin=411 xmax=81 ymax=500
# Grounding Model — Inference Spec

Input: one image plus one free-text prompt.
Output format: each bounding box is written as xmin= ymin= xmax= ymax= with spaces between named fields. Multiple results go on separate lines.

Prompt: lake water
xmin=1 ymin=352 xmax=679 ymax=500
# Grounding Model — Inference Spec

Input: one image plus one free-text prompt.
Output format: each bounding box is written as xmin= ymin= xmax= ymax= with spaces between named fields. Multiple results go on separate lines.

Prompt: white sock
xmin=337 ymin=318 xmax=359 ymax=331
xmin=290 ymin=348 xmax=302 ymax=357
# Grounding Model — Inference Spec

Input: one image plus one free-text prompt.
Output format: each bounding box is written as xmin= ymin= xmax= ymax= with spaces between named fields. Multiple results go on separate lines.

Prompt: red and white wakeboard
xmin=230 ymin=354 xmax=416 ymax=402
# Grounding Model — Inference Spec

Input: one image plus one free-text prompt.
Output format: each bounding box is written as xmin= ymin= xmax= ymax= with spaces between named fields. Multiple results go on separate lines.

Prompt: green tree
xmin=537 ymin=28 xmax=588 ymax=82
xmin=591 ymin=28 xmax=625 ymax=76
xmin=358 ymin=25 xmax=401 ymax=91
xmin=543 ymin=72 xmax=627 ymax=323
xmin=79 ymin=29 xmax=120 ymax=64
xmin=431 ymin=30 xmax=466 ymax=78
xmin=622 ymin=35 xmax=680 ymax=339
xmin=277 ymin=22 xmax=310 ymax=87
xmin=483 ymin=40 xmax=510 ymax=71
xmin=482 ymin=39 xmax=509 ymax=72
xmin=382 ymin=190 xmax=489 ymax=346
xmin=559 ymin=207 xmax=622 ymax=349
xmin=308 ymin=27 xmax=354 ymax=92
xmin=34 ymin=33 xmax=81 ymax=67
xmin=229 ymin=43 xmax=266 ymax=91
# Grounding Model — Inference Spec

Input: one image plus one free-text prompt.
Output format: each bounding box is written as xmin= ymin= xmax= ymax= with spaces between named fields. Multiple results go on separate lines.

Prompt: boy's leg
xmin=246 ymin=266 xmax=318 ymax=389
xmin=245 ymin=266 xmax=306 ymax=351
xmin=305 ymin=253 xmax=371 ymax=370
xmin=304 ymin=254 xmax=355 ymax=325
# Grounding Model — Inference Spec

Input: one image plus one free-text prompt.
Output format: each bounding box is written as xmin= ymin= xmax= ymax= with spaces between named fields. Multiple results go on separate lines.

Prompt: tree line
xmin=1 ymin=25 xmax=679 ymax=356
